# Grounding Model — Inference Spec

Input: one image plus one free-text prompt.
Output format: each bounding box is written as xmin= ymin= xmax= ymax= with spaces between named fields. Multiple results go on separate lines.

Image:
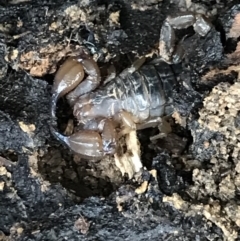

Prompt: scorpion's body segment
xmin=50 ymin=12 xmax=212 ymax=159
xmin=74 ymin=62 xmax=176 ymax=124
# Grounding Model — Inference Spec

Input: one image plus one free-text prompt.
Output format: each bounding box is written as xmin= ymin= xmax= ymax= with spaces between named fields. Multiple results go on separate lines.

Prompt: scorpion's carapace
xmin=50 ymin=12 xmax=212 ymax=159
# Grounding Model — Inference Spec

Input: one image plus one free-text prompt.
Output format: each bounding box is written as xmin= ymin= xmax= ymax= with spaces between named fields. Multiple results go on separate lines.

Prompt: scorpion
xmin=50 ymin=12 xmax=212 ymax=159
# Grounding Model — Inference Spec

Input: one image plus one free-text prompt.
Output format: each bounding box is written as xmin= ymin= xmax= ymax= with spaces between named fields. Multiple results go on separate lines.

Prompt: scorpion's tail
xmin=50 ymin=125 xmax=70 ymax=148
xmin=50 ymin=92 xmax=71 ymax=149
xmin=50 ymin=92 xmax=59 ymax=120
xmin=50 ymin=93 xmax=67 ymax=145
xmin=49 ymin=88 xmax=70 ymax=149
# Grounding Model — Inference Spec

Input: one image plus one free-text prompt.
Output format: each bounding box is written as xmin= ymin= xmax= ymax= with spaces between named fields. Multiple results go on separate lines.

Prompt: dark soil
xmin=1 ymin=1 xmax=240 ymax=240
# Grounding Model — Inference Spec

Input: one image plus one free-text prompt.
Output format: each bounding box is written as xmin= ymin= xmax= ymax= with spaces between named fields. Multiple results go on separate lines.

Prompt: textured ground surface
xmin=1 ymin=0 xmax=240 ymax=240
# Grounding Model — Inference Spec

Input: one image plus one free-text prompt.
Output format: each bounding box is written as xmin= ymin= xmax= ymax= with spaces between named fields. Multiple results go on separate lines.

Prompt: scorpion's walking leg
xmin=150 ymin=117 xmax=172 ymax=141
xmin=159 ymin=12 xmax=212 ymax=64
xmin=102 ymin=65 xmax=117 ymax=85
xmin=115 ymin=111 xmax=137 ymax=137
xmin=101 ymin=57 xmax=146 ymax=87
xmin=51 ymin=118 xmax=116 ymax=159
xmin=115 ymin=111 xmax=172 ymax=140
xmin=50 ymin=52 xmax=106 ymax=159
xmin=119 ymin=57 xmax=146 ymax=78
xmin=99 ymin=119 xmax=117 ymax=154
xmin=136 ymin=117 xmax=172 ymax=141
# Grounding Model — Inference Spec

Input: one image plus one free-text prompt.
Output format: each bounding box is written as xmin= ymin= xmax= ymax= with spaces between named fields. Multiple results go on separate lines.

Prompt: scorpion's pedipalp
xmin=67 ymin=130 xmax=104 ymax=159
xmin=99 ymin=119 xmax=117 ymax=154
xmin=51 ymin=57 xmax=85 ymax=119
xmin=51 ymin=118 xmax=117 ymax=159
xmin=52 ymin=58 xmax=85 ymax=98
xmin=171 ymin=42 xmax=185 ymax=64
xmin=66 ymin=54 xmax=101 ymax=106
xmin=51 ymin=126 xmax=104 ymax=159
xmin=82 ymin=118 xmax=117 ymax=155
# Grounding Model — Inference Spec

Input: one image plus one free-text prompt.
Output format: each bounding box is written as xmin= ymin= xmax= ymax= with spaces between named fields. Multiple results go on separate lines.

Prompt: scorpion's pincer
xmin=50 ymin=53 xmax=106 ymax=159
xmin=50 ymin=127 xmax=104 ymax=159
xmin=51 ymin=57 xmax=85 ymax=119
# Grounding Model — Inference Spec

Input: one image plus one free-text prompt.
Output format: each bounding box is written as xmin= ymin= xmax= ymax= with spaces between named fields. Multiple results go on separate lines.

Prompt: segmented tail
xmin=50 ymin=92 xmax=58 ymax=119
xmin=50 ymin=126 xmax=69 ymax=147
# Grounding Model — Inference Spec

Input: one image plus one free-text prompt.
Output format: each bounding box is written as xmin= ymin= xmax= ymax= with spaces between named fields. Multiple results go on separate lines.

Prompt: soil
xmin=1 ymin=0 xmax=240 ymax=240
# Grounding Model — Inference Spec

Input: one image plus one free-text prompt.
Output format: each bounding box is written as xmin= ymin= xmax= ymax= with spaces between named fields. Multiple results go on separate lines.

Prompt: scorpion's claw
xmin=50 ymin=52 xmax=103 ymax=158
xmin=50 ymin=127 xmax=104 ymax=159
xmin=51 ymin=57 xmax=85 ymax=119
xmin=66 ymin=53 xmax=101 ymax=106
xmin=50 ymin=118 xmax=116 ymax=160
xmin=51 ymin=52 xmax=101 ymax=119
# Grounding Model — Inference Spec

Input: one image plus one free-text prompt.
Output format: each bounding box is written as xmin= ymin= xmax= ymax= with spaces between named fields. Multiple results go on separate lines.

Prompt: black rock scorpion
xmin=50 ymin=12 xmax=212 ymax=159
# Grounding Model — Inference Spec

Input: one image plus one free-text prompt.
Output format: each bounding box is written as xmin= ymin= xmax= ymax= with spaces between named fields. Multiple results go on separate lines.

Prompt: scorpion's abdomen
xmin=138 ymin=64 xmax=167 ymax=118
xmin=154 ymin=61 xmax=177 ymax=100
xmin=93 ymin=61 xmax=177 ymax=122
xmin=119 ymin=62 xmax=177 ymax=121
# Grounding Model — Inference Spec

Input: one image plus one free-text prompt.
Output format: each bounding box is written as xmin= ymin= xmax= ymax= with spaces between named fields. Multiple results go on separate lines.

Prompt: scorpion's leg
xmin=99 ymin=119 xmax=117 ymax=154
xmin=51 ymin=52 xmax=101 ymax=118
xmin=150 ymin=117 xmax=172 ymax=141
xmin=115 ymin=111 xmax=172 ymax=141
xmin=136 ymin=117 xmax=172 ymax=141
xmin=102 ymin=65 xmax=117 ymax=85
xmin=119 ymin=57 xmax=146 ymax=79
xmin=159 ymin=12 xmax=212 ymax=64
xmin=136 ymin=117 xmax=162 ymax=130
xmin=50 ymin=118 xmax=116 ymax=159
xmin=101 ymin=57 xmax=146 ymax=87
xmin=66 ymin=53 xmax=101 ymax=106
xmin=114 ymin=111 xmax=137 ymax=137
